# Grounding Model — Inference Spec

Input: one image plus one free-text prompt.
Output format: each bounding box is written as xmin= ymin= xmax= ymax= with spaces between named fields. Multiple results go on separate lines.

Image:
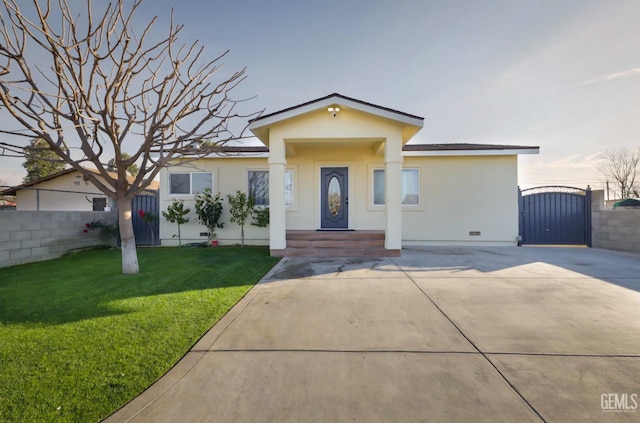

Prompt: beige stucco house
xmin=158 ymin=93 xmax=539 ymax=256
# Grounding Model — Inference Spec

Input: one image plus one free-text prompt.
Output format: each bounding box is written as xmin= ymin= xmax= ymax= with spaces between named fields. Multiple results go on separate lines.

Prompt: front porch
xmin=247 ymin=94 xmax=424 ymax=257
xmin=271 ymin=230 xmax=401 ymax=258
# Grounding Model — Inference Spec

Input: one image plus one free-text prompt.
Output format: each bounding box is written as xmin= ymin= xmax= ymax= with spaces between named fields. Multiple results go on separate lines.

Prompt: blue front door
xmin=320 ymin=167 xmax=348 ymax=229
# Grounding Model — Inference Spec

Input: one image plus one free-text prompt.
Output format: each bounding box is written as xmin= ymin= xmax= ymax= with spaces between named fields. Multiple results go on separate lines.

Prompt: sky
xmin=1 ymin=0 xmax=639 ymax=189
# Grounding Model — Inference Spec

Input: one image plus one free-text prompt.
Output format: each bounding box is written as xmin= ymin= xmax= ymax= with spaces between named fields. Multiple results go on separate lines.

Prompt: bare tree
xmin=0 ymin=0 xmax=259 ymax=274
xmin=598 ymin=147 xmax=640 ymax=200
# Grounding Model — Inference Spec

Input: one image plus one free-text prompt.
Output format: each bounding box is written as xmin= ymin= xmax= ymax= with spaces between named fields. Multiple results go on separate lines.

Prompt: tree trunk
xmin=241 ymin=224 xmax=245 ymax=248
xmin=117 ymin=196 xmax=140 ymax=274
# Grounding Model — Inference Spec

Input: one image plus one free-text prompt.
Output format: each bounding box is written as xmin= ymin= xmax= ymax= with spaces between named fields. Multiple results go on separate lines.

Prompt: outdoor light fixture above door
xmin=328 ymin=106 xmax=340 ymax=117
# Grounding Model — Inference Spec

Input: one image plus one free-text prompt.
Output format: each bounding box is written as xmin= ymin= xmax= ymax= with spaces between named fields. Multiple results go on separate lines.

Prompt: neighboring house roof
xmin=613 ymin=198 xmax=640 ymax=208
xmin=2 ymin=168 xmax=78 ymax=194
xmin=249 ymin=93 xmax=425 ymax=144
xmin=0 ymin=168 xmax=159 ymax=196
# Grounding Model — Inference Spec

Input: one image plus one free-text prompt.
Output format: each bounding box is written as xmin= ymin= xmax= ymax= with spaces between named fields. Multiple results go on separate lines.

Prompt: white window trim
xmin=247 ymin=169 xmax=295 ymax=208
xmin=371 ymin=167 xmax=421 ymax=208
xmin=248 ymin=169 xmax=270 ymax=206
xmin=285 ymin=169 xmax=294 ymax=208
xmin=168 ymin=172 xmax=213 ymax=196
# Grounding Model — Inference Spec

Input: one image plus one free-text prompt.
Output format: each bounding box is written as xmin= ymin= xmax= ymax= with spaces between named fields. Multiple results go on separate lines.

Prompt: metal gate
xmin=518 ymin=186 xmax=592 ymax=246
xmin=132 ymin=192 xmax=160 ymax=246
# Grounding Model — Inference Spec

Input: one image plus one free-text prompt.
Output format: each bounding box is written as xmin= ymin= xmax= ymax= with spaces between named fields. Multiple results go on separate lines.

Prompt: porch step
xmin=274 ymin=230 xmax=400 ymax=258
xmin=274 ymin=247 xmax=401 ymax=258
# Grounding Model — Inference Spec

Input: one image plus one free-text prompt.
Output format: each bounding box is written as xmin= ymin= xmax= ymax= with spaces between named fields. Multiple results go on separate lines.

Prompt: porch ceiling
xmin=283 ymin=137 xmax=385 ymax=156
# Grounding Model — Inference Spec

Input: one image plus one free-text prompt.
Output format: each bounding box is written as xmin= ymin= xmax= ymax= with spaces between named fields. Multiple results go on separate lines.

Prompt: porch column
xmin=385 ymin=136 xmax=403 ymax=250
xmin=269 ymin=137 xmax=287 ymax=251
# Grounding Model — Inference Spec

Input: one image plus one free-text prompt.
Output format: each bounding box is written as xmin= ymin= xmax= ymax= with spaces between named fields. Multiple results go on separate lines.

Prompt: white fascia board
xmin=248 ymin=96 xmax=424 ymax=130
xmin=403 ymin=148 xmax=540 ymax=157
xmin=338 ymin=98 xmax=424 ymax=127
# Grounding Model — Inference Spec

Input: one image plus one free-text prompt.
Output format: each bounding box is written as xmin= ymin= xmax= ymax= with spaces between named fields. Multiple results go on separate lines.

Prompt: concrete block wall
xmin=591 ymin=190 xmax=640 ymax=254
xmin=0 ymin=211 xmax=117 ymax=268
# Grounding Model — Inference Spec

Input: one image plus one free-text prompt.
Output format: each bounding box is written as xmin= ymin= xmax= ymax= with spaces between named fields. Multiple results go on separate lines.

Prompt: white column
xmin=385 ymin=136 xmax=403 ymax=250
xmin=269 ymin=137 xmax=287 ymax=251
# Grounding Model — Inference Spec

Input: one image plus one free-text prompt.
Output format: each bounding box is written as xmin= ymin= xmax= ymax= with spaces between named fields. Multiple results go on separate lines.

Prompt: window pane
xmin=92 ymin=197 xmax=106 ymax=211
xmin=192 ymin=173 xmax=212 ymax=194
xmin=249 ymin=171 xmax=269 ymax=206
xmin=373 ymin=169 xmax=385 ymax=205
xmin=328 ymin=176 xmax=341 ymax=216
xmin=169 ymin=173 xmax=190 ymax=194
xmin=285 ymin=170 xmax=293 ymax=207
xmin=373 ymin=169 xmax=420 ymax=205
xmin=402 ymin=169 xmax=419 ymax=205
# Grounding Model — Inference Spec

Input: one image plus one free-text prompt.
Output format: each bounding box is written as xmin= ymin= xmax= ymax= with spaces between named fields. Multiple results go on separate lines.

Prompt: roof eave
xmin=403 ymin=147 xmax=540 ymax=157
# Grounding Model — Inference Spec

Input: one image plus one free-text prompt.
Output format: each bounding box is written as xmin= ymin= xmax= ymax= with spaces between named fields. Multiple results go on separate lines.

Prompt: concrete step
xmin=286 ymin=230 xmax=385 ymax=242
xmin=278 ymin=230 xmax=397 ymax=258
xmin=287 ymin=239 xmax=385 ymax=248
xmin=273 ymin=247 xmax=401 ymax=258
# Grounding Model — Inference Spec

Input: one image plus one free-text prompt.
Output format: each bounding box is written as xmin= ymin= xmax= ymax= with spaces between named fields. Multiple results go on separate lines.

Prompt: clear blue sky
xmin=1 ymin=0 xmax=639 ymax=188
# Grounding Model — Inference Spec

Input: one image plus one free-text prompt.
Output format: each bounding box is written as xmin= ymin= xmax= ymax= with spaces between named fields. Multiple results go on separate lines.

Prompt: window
xmin=248 ymin=170 xmax=294 ymax=207
xmin=373 ymin=170 xmax=385 ymax=205
xmin=92 ymin=197 xmax=106 ymax=211
xmin=169 ymin=172 xmax=212 ymax=195
xmin=248 ymin=170 xmax=269 ymax=206
xmin=373 ymin=168 xmax=420 ymax=205
xmin=284 ymin=170 xmax=293 ymax=207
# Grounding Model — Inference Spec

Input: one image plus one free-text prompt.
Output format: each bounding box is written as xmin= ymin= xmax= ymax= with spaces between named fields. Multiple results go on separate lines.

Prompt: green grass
xmin=0 ymin=247 xmax=280 ymax=423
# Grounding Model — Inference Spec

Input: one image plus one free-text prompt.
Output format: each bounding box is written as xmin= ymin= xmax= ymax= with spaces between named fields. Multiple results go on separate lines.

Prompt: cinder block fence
xmin=0 ymin=211 xmax=117 ymax=268
xmin=591 ymin=190 xmax=640 ymax=254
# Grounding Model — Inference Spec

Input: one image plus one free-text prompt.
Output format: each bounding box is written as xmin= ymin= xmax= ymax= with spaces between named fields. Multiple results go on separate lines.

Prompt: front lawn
xmin=0 ymin=247 xmax=279 ymax=423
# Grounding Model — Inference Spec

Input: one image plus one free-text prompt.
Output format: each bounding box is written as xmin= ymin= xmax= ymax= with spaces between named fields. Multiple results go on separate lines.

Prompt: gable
xmin=249 ymin=93 xmax=424 ymax=146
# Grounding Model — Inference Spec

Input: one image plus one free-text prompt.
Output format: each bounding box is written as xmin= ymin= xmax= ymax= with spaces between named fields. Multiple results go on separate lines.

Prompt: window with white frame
xmin=284 ymin=170 xmax=293 ymax=207
xmin=169 ymin=172 xmax=213 ymax=195
xmin=248 ymin=170 xmax=293 ymax=207
xmin=373 ymin=168 xmax=420 ymax=205
xmin=248 ymin=170 xmax=269 ymax=205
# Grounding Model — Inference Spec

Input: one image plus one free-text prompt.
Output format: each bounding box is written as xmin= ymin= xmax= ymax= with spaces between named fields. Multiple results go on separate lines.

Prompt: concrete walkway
xmin=104 ymin=247 xmax=640 ymax=422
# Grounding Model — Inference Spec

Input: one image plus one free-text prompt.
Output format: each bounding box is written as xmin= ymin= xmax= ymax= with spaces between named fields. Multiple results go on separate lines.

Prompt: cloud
xmin=577 ymin=67 xmax=640 ymax=87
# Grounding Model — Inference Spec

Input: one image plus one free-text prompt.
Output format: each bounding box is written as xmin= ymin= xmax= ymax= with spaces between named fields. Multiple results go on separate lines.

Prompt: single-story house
xmin=1 ymin=168 xmax=159 ymax=211
xmin=159 ymin=93 xmax=539 ymax=256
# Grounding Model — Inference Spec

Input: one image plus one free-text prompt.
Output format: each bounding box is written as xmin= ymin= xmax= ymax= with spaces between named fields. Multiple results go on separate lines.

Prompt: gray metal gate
xmin=518 ymin=186 xmax=592 ymax=246
xmin=132 ymin=192 xmax=160 ymax=246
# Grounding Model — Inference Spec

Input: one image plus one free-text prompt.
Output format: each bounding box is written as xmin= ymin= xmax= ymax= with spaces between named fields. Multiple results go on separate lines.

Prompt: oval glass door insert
xmin=328 ymin=176 xmax=341 ymax=217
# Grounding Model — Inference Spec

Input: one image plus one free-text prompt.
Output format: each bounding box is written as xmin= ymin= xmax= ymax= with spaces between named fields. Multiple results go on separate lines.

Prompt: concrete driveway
xmin=104 ymin=247 xmax=640 ymax=423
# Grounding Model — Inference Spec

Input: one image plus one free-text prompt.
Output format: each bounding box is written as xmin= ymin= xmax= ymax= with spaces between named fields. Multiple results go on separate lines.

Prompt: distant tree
xmin=0 ymin=0 xmax=259 ymax=274
xmin=107 ymin=153 xmax=139 ymax=177
xmin=598 ymin=147 xmax=640 ymax=199
xmin=22 ymin=138 xmax=65 ymax=183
